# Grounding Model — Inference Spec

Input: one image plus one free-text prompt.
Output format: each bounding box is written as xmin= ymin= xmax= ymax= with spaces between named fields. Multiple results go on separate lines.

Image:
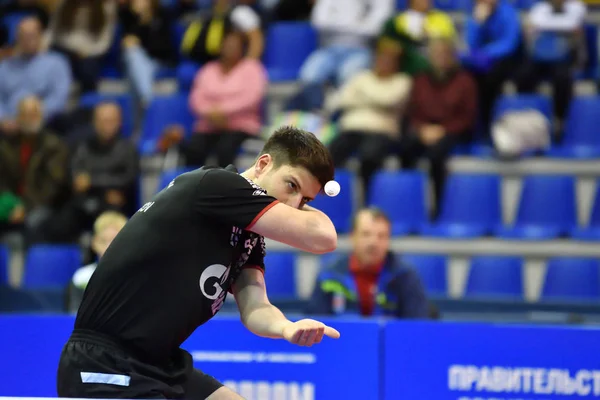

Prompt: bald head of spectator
xmin=17 ymin=17 xmax=43 ymax=57
xmin=93 ymin=103 xmax=122 ymax=142
xmin=428 ymin=38 xmax=457 ymax=76
xmin=17 ymin=96 xmax=44 ymax=135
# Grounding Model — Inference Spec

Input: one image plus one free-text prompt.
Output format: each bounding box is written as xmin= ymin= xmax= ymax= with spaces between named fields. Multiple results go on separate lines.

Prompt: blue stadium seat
xmin=264 ymin=22 xmax=317 ymax=82
xmin=367 ymin=171 xmax=427 ymax=236
xmin=139 ymin=94 xmax=195 ymax=155
xmin=319 ymin=252 xmax=345 ymax=270
xmin=434 ymin=0 xmax=471 ymax=11
xmin=541 ymin=258 xmax=600 ymax=302
xmin=0 ymin=245 xmax=8 ymax=286
xmin=395 ymin=0 xmax=408 ymax=9
xmin=176 ymin=61 xmax=201 ymax=92
xmin=101 ymin=24 xmax=123 ymax=78
xmin=465 ymin=256 xmax=523 ymax=299
xmin=263 ymin=251 xmax=296 ymax=298
xmin=2 ymin=12 xmax=29 ymax=44
xmin=309 ymin=169 xmax=354 ymax=234
xmin=401 ymin=254 xmax=447 ymax=296
xmin=79 ymin=93 xmax=135 ymax=138
xmin=420 ymin=174 xmax=501 ymax=238
xmin=575 ymin=25 xmax=599 ymax=80
xmin=22 ymin=245 xmax=82 ymax=289
xmin=547 ymin=97 xmax=600 ymax=159
xmin=497 ymin=175 xmax=576 ymax=240
xmin=572 ymin=180 xmax=600 ymax=241
xmin=156 ymin=167 xmax=197 ymax=193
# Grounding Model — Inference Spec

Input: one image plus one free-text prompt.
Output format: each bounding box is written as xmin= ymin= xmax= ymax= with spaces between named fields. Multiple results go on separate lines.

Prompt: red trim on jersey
xmin=246 ymin=200 xmax=279 ymax=230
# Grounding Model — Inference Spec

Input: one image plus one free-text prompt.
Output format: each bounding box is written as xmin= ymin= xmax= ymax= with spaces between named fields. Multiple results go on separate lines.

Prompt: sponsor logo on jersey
xmin=199 ymin=264 xmax=230 ymax=314
xmin=243 ymin=177 xmax=267 ymax=196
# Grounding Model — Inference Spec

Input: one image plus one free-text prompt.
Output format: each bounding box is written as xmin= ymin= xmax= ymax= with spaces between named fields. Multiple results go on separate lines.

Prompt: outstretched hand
xmin=282 ymin=319 xmax=340 ymax=347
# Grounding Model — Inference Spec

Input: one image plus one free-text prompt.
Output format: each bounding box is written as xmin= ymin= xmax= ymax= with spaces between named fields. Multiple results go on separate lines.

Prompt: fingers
xmin=324 ymin=326 xmax=341 ymax=339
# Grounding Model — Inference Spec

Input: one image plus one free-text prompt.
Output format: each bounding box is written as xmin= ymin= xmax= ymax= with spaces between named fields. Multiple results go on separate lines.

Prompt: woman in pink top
xmin=185 ymin=31 xmax=268 ymax=167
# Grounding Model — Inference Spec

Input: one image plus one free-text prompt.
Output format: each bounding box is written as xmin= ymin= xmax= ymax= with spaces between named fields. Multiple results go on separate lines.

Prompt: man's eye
xmin=287 ymin=181 xmax=296 ymax=190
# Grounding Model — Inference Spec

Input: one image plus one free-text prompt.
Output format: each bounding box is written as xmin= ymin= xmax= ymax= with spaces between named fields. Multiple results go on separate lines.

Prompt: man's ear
xmin=254 ymin=154 xmax=272 ymax=178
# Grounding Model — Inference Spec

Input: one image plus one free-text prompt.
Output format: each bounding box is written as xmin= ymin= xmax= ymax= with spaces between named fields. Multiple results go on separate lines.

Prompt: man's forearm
xmin=241 ymin=303 xmax=293 ymax=339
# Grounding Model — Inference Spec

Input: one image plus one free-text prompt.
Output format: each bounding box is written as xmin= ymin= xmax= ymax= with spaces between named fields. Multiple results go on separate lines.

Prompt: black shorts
xmin=57 ymin=330 xmax=223 ymax=399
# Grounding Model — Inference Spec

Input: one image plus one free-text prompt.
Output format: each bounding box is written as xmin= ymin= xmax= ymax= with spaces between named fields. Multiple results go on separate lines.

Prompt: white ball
xmin=324 ymin=180 xmax=340 ymax=197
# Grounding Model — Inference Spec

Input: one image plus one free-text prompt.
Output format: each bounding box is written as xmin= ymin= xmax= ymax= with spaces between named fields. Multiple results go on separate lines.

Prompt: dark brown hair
xmin=351 ymin=207 xmax=391 ymax=231
xmin=55 ymin=0 xmax=106 ymax=36
xmin=259 ymin=126 xmax=334 ymax=189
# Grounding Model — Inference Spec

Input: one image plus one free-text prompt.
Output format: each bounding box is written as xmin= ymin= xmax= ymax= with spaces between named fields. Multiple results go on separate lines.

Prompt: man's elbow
xmin=308 ymin=230 xmax=337 ymax=254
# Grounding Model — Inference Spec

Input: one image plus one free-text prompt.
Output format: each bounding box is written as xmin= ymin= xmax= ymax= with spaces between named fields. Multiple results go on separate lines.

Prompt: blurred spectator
xmin=0 ymin=96 xmax=70 ymax=242
xmin=515 ymin=0 xmax=586 ymax=141
xmin=0 ymin=0 xmax=52 ymax=59
xmin=65 ymin=210 xmax=127 ymax=313
xmin=327 ymin=42 xmax=411 ymax=199
xmin=462 ymin=0 xmax=521 ymax=133
xmin=71 ymin=102 xmax=139 ymax=225
xmin=379 ymin=0 xmax=456 ymax=75
xmin=120 ymin=0 xmax=178 ymax=108
xmin=180 ymin=0 xmax=264 ymax=64
xmin=185 ymin=31 xmax=267 ymax=167
xmin=306 ymin=208 xmax=430 ymax=319
xmin=0 ymin=17 xmax=71 ymax=134
xmin=300 ymin=0 xmax=393 ymax=87
xmin=401 ymin=38 xmax=477 ymax=218
xmin=46 ymin=0 xmax=118 ymax=93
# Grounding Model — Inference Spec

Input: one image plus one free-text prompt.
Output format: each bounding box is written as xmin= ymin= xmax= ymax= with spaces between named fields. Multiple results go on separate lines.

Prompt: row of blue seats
xmin=159 ymin=168 xmax=600 ymax=240
xmin=1 ymin=245 xmax=598 ymax=303
xmin=79 ymin=92 xmax=600 ymax=158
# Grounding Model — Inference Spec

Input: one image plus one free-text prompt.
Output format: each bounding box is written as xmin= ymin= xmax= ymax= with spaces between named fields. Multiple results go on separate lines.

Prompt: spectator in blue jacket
xmin=463 ymin=0 xmax=522 ymax=134
xmin=306 ymin=208 xmax=430 ymax=318
xmin=0 ymin=17 xmax=71 ymax=135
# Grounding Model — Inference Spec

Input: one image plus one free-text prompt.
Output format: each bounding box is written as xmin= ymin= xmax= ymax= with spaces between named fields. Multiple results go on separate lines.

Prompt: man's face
xmin=429 ymin=40 xmax=454 ymax=72
xmin=94 ymin=104 xmax=122 ymax=141
xmin=92 ymin=224 xmax=123 ymax=258
xmin=17 ymin=18 xmax=42 ymax=56
xmin=351 ymin=212 xmax=391 ymax=267
xmin=254 ymin=156 xmax=322 ymax=209
xmin=17 ymin=98 xmax=43 ymax=135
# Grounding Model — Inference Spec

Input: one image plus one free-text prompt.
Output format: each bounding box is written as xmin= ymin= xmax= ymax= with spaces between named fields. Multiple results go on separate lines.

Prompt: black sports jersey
xmin=75 ymin=165 xmax=278 ymax=364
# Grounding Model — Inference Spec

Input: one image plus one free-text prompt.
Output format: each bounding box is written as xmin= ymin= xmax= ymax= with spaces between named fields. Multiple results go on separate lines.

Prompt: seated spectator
xmin=65 ymin=210 xmax=127 ymax=313
xmin=120 ymin=0 xmax=178 ymax=108
xmin=515 ymin=0 xmax=586 ymax=141
xmin=462 ymin=0 xmax=521 ymax=134
xmin=185 ymin=31 xmax=267 ymax=167
xmin=46 ymin=0 xmax=117 ymax=93
xmin=71 ymin=102 xmax=139 ymax=226
xmin=301 ymin=0 xmax=393 ymax=87
xmin=270 ymin=0 xmax=314 ymax=22
xmin=327 ymin=42 xmax=411 ymax=200
xmin=379 ymin=0 xmax=456 ymax=75
xmin=401 ymin=38 xmax=477 ymax=219
xmin=0 ymin=0 xmax=52 ymax=60
xmin=0 ymin=17 xmax=71 ymax=135
xmin=0 ymin=96 xmax=70 ymax=243
xmin=181 ymin=0 xmax=264 ymax=64
xmin=284 ymin=0 xmax=393 ymax=111
xmin=306 ymin=208 xmax=430 ymax=318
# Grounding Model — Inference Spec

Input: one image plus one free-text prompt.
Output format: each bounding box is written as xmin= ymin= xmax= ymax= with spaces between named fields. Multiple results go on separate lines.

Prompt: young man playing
xmin=57 ymin=126 xmax=340 ymax=399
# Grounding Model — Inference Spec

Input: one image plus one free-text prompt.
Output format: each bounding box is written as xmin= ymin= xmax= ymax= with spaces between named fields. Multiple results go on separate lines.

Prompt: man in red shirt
xmin=401 ymin=38 xmax=478 ymax=219
xmin=307 ymin=208 xmax=430 ymax=318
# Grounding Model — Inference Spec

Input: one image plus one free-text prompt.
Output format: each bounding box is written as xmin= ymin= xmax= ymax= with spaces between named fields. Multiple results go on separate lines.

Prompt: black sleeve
xmin=244 ymin=235 xmax=266 ymax=272
xmin=194 ymin=168 xmax=278 ymax=229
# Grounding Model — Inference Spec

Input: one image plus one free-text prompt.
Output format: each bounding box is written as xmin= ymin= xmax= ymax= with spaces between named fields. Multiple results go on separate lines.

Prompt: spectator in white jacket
xmin=301 ymin=0 xmax=394 ymax=87
xmin=327 ymin=41 xmax=412 ymax=202
xmin=515 ymin=0 xmax=586 ymax=140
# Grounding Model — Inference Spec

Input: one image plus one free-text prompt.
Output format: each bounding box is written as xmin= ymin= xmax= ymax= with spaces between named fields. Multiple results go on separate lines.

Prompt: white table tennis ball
xmin=324 ymin=180 xmax=340 ymax=197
